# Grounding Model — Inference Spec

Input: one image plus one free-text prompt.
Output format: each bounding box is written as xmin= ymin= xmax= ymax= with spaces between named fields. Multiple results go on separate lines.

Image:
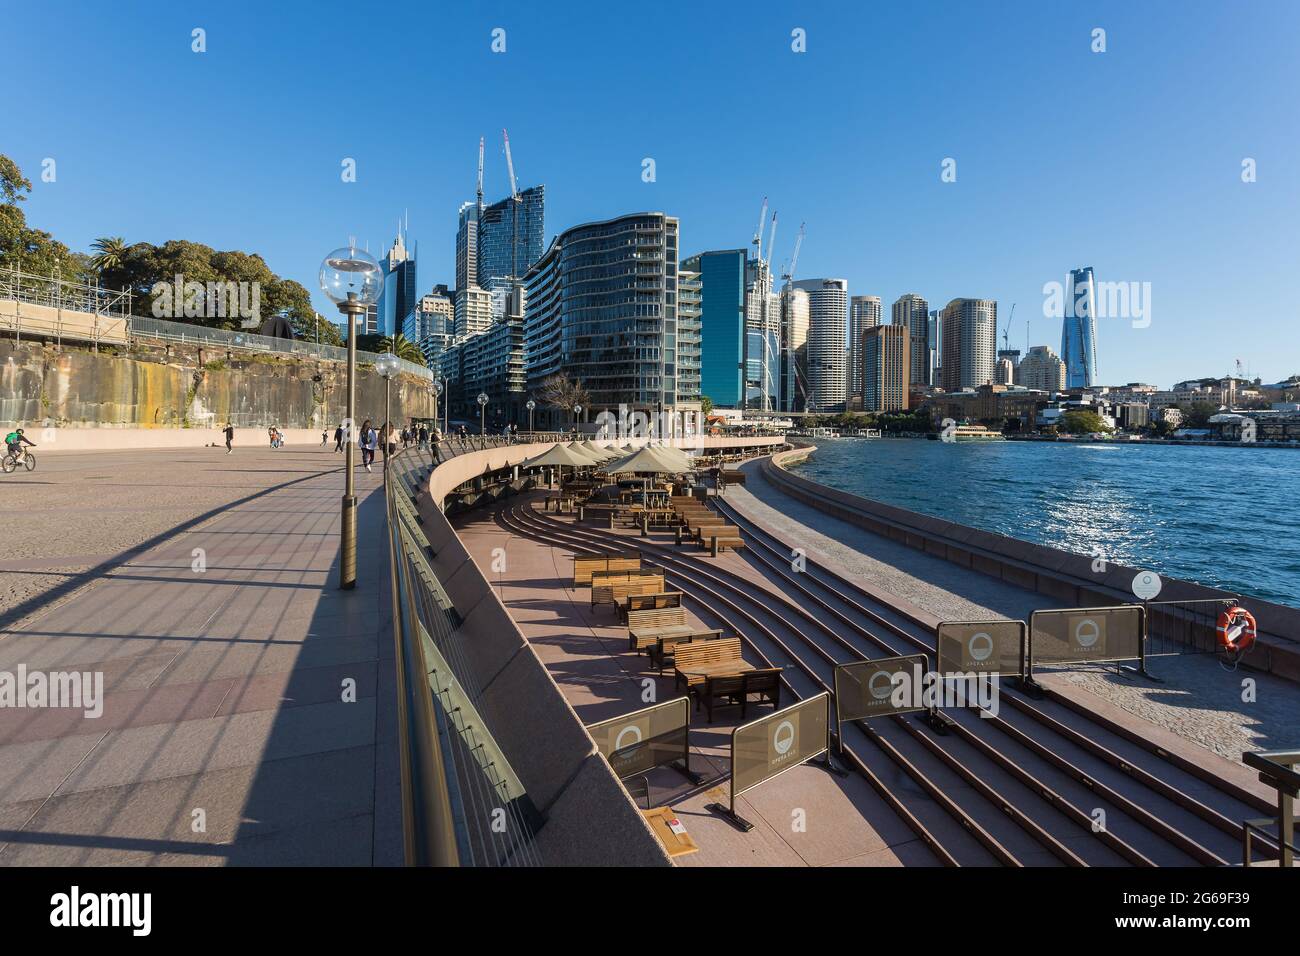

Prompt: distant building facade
xmin=1061 ymin=266 xmax=1099 ymax=388
xmin=862 ymin=323 xmax=910 ymax=412
xmin=939 ymin=298 xmax=997 ymax=392
xmin=792 ymin=278 xmax=848 ymax=412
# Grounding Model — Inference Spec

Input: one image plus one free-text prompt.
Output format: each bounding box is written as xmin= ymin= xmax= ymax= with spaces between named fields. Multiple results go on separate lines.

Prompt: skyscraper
xmin=524 ymin=212 xmax=685 ymax=418
xmin=744 ymin=257 xmax=780 ymax=410
xmin=681 ymin=249 xmax=746 ymax=407
xmin=849 ymin=295 xmax=882 ymax=405
xmin=1061 ymin=266 xmax=1099 ymax=388
xmin=792 ymin=279 xmax=848 ymax=412
xmin=379 ymin=228 xmax=417 ymax=338
xmin=862 ymin=324 xmax=910 ymax=412
xmin=891 ymin=293 xmax=929 ymax=392
xmin=940 ymin=298 xmax=997 ymax=391
xmin=928 ymin=308 xmax=942 ymax=387
xmin=781 ymin=286 xmax=810 ymax=412
xmin=477 ymin=185 xmax=546 ymax=287
xmin=404 ymin=284 xmax=454 ymax=369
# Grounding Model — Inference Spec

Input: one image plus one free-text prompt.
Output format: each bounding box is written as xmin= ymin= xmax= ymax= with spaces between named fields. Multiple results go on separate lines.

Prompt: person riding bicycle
xmin=5 ymin=428 xmax=36 ymax=461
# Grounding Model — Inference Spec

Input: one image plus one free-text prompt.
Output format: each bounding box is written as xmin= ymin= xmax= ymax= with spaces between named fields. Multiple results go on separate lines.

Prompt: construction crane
xmin=752 ymin=196 xmax=768 ymax=263
xmin=1001 ymin=303 xmax=1016 ymax=353
xmin=476 ymin=137 xmax=485 ymax=211
xmin=765 ymin=213 xmax=778 ymax=270
xmin=781 ymin=222 xmax=805 ymax=285
xmin=502 ymin=129 xmax=521 ymax=280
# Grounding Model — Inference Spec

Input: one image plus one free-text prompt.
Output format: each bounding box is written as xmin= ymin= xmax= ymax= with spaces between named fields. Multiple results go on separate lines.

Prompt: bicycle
xmin=2 ymin=450 xmax=36 ymax=473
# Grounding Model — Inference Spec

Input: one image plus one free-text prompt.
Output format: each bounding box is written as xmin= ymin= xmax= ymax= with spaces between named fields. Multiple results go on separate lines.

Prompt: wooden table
xmin=678 ymin=660 xmax=757 ymax=681
xmin=641 ymin=807 xmax=700 ymax=859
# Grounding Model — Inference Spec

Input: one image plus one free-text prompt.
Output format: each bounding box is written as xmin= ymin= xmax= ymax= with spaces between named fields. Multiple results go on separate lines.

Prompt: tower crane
xmin=752 ymin=196 xmax=768 ymax=263
xmin=781 ymin=222 xmax=805 ymax=285
xmin=476 ymin=137 xmax=485 ymax=212
xmin=503 ymin=129 xmax=521 ymax=280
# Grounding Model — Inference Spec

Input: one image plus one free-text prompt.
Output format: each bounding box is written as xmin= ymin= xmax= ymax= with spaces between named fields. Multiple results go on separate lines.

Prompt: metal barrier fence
xmin=385 ymin=447 xmax=544 ymax=866
xmin=1144 ymin=597 xmax=1238 ymax=658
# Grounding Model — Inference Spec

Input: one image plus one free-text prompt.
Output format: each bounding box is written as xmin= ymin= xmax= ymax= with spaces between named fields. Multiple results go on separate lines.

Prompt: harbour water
xmin=788 ymin=438 xmax=1300 ymax=608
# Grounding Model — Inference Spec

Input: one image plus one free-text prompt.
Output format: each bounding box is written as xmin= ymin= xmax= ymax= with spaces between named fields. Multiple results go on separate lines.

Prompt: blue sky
xmin=8 ymin=1 xmax=1299 ymax=386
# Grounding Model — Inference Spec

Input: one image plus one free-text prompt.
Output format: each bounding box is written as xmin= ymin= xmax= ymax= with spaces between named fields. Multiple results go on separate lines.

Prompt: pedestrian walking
xmin=333 ymin=423 xmax=344 ymax=452
xmin=223 ymin=422 xmax=234 ymax=454
xmin=359 ymin=419 xmax=377 ymax=471
xmin=321 ymin=428 xmax=327 ymax=446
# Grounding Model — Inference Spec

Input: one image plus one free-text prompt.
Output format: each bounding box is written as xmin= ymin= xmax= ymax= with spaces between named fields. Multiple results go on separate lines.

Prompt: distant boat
xmin=951 ymin=425 xmax=1005 ymax=442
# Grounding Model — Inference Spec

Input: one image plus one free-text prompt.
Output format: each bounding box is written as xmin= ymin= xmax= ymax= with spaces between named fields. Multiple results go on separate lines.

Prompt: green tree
xmin=699 ymin=395 xmax=714 ymax=415
xmin=377 ymin=332 xmax=425 ymax=366
xmin=1182 ymin=401 xmax=1218 ymax=428
xmin=89 ymin=236 xmax=128 ymax=273
xmin=0 ymin=154 xmax=77 ymax=280
xmin=1059 ymin=410 xmax=1113 ymax=434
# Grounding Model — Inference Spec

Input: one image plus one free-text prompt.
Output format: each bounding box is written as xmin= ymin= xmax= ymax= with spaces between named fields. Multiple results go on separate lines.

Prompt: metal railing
xmin=385 ymin=446 xmax=545 ymax=866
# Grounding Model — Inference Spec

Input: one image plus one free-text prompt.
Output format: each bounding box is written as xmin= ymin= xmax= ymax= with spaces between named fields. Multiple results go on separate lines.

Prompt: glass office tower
xmin=1061 ymin=266 xmax=1099 ymax=388
xmin=681 ymin=249 xmax=746 ymax=408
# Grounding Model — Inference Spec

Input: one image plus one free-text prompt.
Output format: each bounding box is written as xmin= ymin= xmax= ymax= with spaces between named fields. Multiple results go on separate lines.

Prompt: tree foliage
xmin=1059 ymin=409 xmax=1113 ymax=434
xmin=377 ymin=332 xmax=425 ymax=366
xmin=1 ymin=153 xmax=334 ymax=344
xmin=536 ymin=371 xmax=591 ymax=411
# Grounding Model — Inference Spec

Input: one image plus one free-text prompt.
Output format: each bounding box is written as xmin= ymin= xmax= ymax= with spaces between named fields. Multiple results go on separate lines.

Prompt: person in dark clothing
xmin=223 ymin=423 xmax=234 ymax=455
xmin=333 ymin=424 xmax=344 ymax=452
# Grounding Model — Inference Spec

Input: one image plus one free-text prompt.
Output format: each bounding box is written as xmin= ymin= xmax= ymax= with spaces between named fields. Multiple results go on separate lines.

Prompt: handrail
xmin=386 ymin=459 xmax=460 ymax=866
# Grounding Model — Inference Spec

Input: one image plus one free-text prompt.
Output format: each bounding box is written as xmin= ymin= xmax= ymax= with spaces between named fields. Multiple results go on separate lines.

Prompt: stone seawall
xmin=1 ymin=338 xmax=435 ymax=438
xmin=762 ymin=443 xmax=1300 ymax=683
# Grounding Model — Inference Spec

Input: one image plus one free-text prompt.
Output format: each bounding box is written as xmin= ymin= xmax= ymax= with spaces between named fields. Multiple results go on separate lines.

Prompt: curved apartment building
xmin=524 ymin=212 xmax=697 ymax=422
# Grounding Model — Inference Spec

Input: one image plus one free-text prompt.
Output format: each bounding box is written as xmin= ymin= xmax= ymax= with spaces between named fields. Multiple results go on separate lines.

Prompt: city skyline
xmin=6 ymin=1 xmax=1299 ymax=387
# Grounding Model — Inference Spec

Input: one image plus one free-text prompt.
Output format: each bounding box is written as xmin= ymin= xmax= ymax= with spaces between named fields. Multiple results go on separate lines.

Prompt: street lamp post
xmin=477 ymin=392 xmax=489 ymax=436
xmin=319 ymin=246 xmax=384 ymax=591
xmin=375 ymin=352 xmax=400 ymax=481
xmin=573 ymin=404 xmax=582 ymax=436
xmin=526 ymin=398 xmax=536 ymax=436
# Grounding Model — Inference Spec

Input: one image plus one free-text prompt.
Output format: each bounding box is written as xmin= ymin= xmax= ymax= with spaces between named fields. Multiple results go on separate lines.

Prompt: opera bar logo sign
xmin=835 ymin=654 xmax=929 ymax=720
xmin=1068 ymin=613 xmax=1107 ymax=659
xmin=769 ymin=717 xmax=799 ymax=770
xmin=937 ymin=621 xmax=1023 ymax=676
xmin=608 ymin=716 xmax=652 ymax=777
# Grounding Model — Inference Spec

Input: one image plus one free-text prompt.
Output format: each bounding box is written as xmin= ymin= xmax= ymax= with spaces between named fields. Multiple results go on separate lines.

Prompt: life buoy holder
xmin=1216 ymin=605 xmax=1257 ymax=658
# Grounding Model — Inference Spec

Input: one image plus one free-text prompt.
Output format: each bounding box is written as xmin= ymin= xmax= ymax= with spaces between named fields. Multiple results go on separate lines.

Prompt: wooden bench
xmin=699 ymin=667 xmax=782 ymax=722
xmin=573 ymin=553 xmax=641 ymax=586
xmin=672 ymin=637 xmax=745 ymax=693
xmin=649 ymin=629 xmax=725 ymax=675
xmin=627 ymin=606 xmax=719 ymax=653
xmin=592 ymin=573 xmax=666 ymax=610
xmin=624 ymin=590 xmax=683 ymax=615
xmin=698 ymin=528 xmax=745 ymax=556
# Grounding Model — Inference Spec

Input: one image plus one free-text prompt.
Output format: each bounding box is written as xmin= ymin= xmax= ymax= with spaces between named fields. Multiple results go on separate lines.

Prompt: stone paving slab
xmin=0 ymin=447 xmax=401 ymax=866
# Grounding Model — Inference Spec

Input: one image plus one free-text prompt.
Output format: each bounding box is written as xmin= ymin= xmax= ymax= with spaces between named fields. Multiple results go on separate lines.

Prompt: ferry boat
xmin=951 ymin=424 xmax=1006 ymax=442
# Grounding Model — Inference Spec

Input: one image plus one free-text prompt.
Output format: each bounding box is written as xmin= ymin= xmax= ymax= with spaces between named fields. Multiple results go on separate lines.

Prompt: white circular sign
xmin=613 ymin=725 xmax=643 ymax=751
xmin=868 ymin=670 xmax=895 ymax=700
xmin=1074 ymin=618 xmax=1101 ymax=647
xmin=968 ymin=632 xmax=994 ymax=662
xmin=1131 ymin=571 xmax=1162 ymax=601
xmin=773 ymin=720 xmax=796 ymax=755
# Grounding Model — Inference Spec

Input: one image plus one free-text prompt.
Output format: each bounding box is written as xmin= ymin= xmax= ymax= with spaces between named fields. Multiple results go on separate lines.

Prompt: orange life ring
xmin=1216 ymin=605 xmax=1257 ymax=657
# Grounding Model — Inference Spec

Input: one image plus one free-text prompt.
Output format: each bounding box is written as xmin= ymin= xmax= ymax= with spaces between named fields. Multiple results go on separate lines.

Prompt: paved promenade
xmin=0 ymin=446 xmax=401 ymax=865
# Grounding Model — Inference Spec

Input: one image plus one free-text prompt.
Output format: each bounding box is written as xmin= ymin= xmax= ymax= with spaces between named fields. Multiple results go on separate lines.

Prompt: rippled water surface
xmin=788 ymin=438 xmax=1300 ymax=606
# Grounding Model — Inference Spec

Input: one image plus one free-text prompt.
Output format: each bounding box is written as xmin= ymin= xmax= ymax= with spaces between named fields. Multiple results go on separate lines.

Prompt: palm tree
xmin=377 ymin=332 xmax=426 ymax=367
xmin=89 ymin=236 xmax=128 ymax=273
